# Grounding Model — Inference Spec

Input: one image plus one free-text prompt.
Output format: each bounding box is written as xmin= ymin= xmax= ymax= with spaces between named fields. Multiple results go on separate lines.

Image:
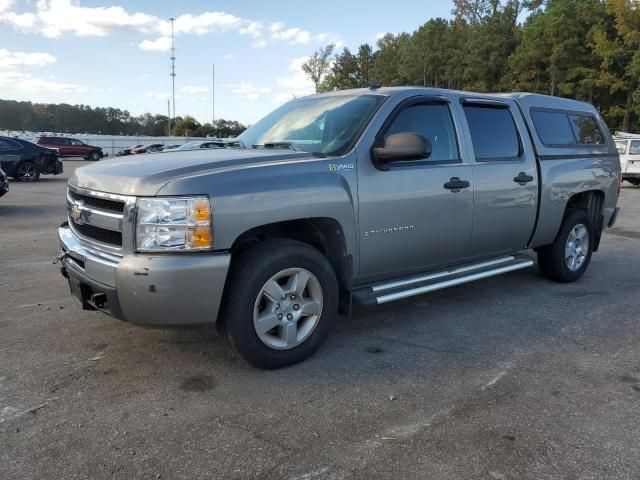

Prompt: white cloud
xmin=2 ymin=11 xmax=37 ymax=28
xmin=145 ymin=91 xmax=171 ymax=100
xmin=271 ymin=26 xmax=312 ymax=45
xmin=224 ymin=53 xmax=235 ymax=60
xmin=35 ymin=0 xmax=160 ymax=38
xmin=182 ymin=85 xmax=208 ymax=94
xmin=239 ymin=20 xmax=262 ymax=38
xmin=230 ymin=83 xmax=272 ymax=101
xmin=0 ymin=49 xmax=56 ymax=68
xmin=275 ymin=57 xmax=315 ymax=97
xmin=169 ymin=11 xmax=242 ymax=36
xmin=252 ymin=39 xmax=267 ymax=48
xmin=0 ymin=1 xmax=339 ymax=51
xmin=139 ymin=36 xmax=172 ymax=52
xmin=0 ymin=71 xmax=86 ymax=93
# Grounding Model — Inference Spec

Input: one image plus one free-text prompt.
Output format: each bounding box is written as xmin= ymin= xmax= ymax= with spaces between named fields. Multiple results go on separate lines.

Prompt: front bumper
xmin=58 ymin=224 xmax=231 ymax=327
xmin=0 ymin=179 xmax=8 ymax=197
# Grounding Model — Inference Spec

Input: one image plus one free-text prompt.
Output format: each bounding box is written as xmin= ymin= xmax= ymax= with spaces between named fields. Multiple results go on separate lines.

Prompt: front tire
xmin=537 ymin=209 xmax=593 ymax=283
xmin=14 ymin=161 xmax=40 ymax=182
xmin=89 ymin=151 xmax=101 ymax=161
xmin=220 ymin=239 xmax=338 ymax=369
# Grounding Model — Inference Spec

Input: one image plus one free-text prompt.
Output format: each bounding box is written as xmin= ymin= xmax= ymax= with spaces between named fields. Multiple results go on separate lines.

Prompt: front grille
xmin=69 ymin=190 xmax=125 ymax=213
xmin=71 ymin=218 xmax=123 ymax=247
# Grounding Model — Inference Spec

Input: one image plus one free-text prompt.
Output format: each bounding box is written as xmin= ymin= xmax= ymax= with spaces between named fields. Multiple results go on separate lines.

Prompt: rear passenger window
xmin=629 ymin=141 xmax=640 ymax=155
xmin=463 ymin=105 xmax=520 ymax=160
xmin=385 ymin=103 xmax=459 ymax=162
xmin=531 ymin=109 xmax=605 ymax=146
xmin=530 ymin=110 xmax=575 ymax=145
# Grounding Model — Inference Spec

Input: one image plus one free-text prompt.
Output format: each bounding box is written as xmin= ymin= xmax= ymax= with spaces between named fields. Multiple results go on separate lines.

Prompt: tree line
xmin=0 ymin=99 xmax=247 ymax=138
xmin=302 ymin=0 xmax=640 ymax=132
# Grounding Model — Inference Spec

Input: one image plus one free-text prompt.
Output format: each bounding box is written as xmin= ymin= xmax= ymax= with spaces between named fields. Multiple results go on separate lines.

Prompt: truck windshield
xmin=236 ymin=94 xmax=385 ymax=156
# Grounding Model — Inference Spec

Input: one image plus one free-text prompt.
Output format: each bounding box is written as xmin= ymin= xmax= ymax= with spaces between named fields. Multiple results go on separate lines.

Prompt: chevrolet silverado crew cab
xmin=57 ymin=87 xmax=620 ymax=369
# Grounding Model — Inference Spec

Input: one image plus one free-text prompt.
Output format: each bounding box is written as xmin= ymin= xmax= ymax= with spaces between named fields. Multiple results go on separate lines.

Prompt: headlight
xmin=135 ymin=196 xmax=212 ymax=251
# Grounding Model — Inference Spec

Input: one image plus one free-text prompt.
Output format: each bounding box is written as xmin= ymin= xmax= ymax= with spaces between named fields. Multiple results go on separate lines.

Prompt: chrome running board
xmin=353 ymin=255 xmax=534 ymax=305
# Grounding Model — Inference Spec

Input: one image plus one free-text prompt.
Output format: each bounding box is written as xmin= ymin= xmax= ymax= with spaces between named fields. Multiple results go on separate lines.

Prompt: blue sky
xmin=0 ymin=0 xmax=456 ymax=125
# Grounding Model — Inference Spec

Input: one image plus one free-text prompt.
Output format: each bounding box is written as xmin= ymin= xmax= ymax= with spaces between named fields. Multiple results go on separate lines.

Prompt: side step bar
xmin=353 ymin=255 xmax=534 ymax=305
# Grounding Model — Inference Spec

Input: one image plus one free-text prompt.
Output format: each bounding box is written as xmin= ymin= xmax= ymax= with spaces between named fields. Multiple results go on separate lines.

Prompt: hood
xmin=70 ymin=148 xmax=313 ymax=196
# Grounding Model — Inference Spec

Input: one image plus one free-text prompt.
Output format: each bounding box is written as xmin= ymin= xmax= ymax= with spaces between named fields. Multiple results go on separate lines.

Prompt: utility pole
xmin=211 ymin=63 xmax=216 ymax=128
xmin=167 ymin=99 xmax=171 ymax=136
xmin=170 ymin=17 xmax=176 ymax=120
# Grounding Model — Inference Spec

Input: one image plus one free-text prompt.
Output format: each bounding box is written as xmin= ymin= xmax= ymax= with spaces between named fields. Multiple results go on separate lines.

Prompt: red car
xmin=36 ymin=136 xmax=103 ymax=161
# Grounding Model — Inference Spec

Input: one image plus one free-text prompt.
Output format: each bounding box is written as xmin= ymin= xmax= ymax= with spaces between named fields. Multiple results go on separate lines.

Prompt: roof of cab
xmin=311 ymin=86 xmax=598 ymax=113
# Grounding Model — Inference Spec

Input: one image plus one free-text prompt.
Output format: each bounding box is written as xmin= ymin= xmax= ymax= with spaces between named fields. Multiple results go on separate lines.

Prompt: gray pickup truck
xmin=57 ymin=87 xmax=620 ymax=368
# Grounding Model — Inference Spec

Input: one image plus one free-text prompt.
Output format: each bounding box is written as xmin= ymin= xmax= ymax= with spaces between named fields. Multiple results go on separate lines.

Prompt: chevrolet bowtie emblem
xmin=71 ymin=203 xmax=83 ymax=223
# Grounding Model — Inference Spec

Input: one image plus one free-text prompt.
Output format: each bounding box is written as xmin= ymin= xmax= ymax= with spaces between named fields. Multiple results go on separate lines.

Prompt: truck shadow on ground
xmin=149 ymin=266 xmax=587 ymax=381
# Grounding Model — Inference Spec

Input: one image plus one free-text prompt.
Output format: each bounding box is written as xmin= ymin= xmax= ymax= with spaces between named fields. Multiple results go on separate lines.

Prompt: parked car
xmin=161 ymin=144 xmax=182 ymax=152
xmin=116 ymin=144 xmax=143 ymax=157
xmin=0 ymin=136 xmax=62 ymax=182
xmin=614 ymin=133 xmax=640 ymax=185
xmin=0 ymin=166 xmax=8 ymax=197
xmin=131 ymin=144 xmax=164 ymax=154
xmin=36 ymin=136 xmax=103 ymax=161
xmin=57 ymin=87 xmax=620 ymax=369
xmin=174 ymin=141 xmax=224 ymax=151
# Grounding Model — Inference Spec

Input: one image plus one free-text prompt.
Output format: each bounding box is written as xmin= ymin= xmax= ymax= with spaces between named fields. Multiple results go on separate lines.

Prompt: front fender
xmin=157 ymin=157 xmax=358 ymax=258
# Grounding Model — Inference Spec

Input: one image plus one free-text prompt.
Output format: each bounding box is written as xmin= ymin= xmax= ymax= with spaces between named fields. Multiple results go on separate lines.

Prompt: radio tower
xmin=169 ymin=17 xmax=176 ymax=120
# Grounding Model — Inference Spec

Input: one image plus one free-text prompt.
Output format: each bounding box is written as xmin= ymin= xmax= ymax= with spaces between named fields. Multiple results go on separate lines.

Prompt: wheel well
xmin=230 ymin=218 xmax=353 ymax=314
xmin=566 ymin=190 xmax=605 ymax=251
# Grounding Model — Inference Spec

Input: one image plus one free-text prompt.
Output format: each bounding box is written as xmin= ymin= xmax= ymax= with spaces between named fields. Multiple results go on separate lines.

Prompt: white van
xmin=615 ymin=133 xmax=640 ymax=186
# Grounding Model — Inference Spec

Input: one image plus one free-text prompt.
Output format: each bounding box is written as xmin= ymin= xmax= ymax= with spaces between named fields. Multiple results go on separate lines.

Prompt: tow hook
xmin=91 ymin=293 xmax=107 ymax=309
xmin=53 ymin=251 xmax=68 ymax=265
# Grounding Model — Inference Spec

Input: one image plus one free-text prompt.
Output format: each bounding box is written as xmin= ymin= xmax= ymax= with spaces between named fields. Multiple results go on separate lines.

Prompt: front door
xmin=357 ymin=99 xmax=474 ymax=283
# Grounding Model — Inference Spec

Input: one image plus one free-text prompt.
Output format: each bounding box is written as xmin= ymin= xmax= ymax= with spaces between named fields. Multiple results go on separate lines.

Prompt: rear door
xmin=460 ymin=99 xmax=538 ymax=257
xmin=69 ymin=139 xmax=86 ymax=156
xmin=57 ymin=138 xmax=72 ymax=156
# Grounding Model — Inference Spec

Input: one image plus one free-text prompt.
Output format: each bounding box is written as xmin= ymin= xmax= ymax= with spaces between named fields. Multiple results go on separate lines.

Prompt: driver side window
xmin=385 ymin=103 xmax=459 ymax=162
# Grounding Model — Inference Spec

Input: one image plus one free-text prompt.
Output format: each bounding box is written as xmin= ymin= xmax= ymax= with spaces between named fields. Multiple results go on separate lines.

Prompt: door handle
xmin=513 ymin=172 xmax=534 ymax=185
xmin=443 ymin=177 xmax=471 ymax=191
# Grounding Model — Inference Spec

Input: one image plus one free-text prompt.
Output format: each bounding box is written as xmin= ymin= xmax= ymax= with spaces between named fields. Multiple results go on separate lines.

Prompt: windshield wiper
xmin=252 ymin=142 xmax=300 ymax=151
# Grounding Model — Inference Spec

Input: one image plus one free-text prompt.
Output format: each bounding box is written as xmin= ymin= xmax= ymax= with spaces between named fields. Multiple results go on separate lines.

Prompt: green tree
xmin=301 ymin=43 xmax=336 ymax=92
xmin=591 ymin=0 xmax=640 ymax=131
xmin=508 ymin=0 xmax=604 ymax=98
xmin=173 ymin=116 xmax=201 ymax=136
xmin=373 ymin=33 xmax=411 ymax=86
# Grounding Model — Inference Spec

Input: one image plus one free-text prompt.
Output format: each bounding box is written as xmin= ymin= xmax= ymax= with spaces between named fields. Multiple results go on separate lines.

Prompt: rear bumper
xmin=42 ymin=158 xmax=63 ymax=175
xmin=58 ymin=224 xmax=231 ymax=327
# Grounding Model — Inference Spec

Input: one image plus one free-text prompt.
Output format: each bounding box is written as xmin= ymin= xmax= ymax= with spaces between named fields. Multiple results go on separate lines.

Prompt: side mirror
xmin=372 ymin=132 xmax=432 ymax=165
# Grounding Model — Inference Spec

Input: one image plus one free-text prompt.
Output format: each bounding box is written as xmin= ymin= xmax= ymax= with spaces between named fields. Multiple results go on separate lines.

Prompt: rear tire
xmin=220 ymin=239 xmax=338 ymax=369
xmin=14 ymin=161 xmax=40 ymax=182
xmin=537 ymin=209 xmax=593 ymax=283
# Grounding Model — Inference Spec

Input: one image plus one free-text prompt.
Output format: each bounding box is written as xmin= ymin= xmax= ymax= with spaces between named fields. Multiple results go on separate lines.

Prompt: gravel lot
xmin=1 ymin=161 xmax=639 ymax=480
